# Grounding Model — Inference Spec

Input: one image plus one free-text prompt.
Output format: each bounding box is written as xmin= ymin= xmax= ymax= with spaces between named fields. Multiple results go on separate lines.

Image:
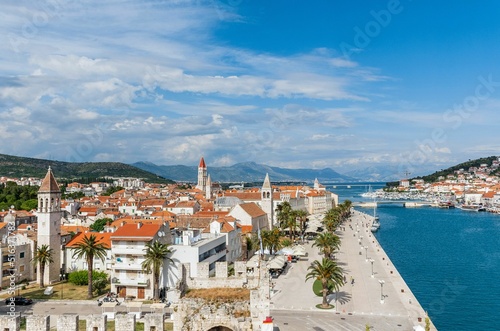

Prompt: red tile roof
xmin=111 ymin=223 xmax=161 ymax=240
xmin=238 ymin=203 xmax=267 ymax=217
xmin=66 ymin=232 xmax=112 ymax=249
xmin=199 ymin=157 xmax=206 ymax=168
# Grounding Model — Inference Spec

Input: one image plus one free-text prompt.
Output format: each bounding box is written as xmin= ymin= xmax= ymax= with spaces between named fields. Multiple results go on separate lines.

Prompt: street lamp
xmin=17 ymin=274 xmax=22 ymax=296
xmin=379 ymin=280 xmax=385 ymax=303
xmin=364 ymin=246 xmax=368 ymax=261
xmin=60 ymin=274 xmax=66 ymax=299
xmin=370 ymin=259 xmax=375 ymax=277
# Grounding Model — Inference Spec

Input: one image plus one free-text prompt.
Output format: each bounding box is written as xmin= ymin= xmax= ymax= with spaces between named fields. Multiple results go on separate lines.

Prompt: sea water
xmin=333 ymin=183 xmax=500 ymax=331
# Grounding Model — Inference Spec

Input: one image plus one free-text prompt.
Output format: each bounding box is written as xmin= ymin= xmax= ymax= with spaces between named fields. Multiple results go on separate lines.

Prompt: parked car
xmin=5 ymin=297 xmax=33 ymax=305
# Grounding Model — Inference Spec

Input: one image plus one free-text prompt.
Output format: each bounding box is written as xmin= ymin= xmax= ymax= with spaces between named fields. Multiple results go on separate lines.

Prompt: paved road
xmin=270 ymin=209 xmax=435 ymax=331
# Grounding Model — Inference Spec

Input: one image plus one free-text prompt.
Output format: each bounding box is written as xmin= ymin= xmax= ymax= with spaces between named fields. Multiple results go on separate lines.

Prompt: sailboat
xmin=371 ymin=200 xmax=380 ymax=232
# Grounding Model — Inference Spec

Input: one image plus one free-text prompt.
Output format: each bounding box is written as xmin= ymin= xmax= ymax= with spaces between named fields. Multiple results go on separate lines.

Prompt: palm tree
xmin=313 ymin=232 xmax=341 ymax=258
xmin=142 ymin=241 xmax=173 ymax=301
xmin=32 ymin=245 xmax=54 ymax=288
xmin=260 ymin=228 xmax=282 ymax=255
xmin=72 ymin=234 xmax=108 ymax=299
xmin=245 ymin=233 xmax=259 ymax=260
xmin=276 ymin=201 xmax=292 ymax=229
xmin=323 ymin=208 xmax=341 ymax=232
xmin=293 ymin=209 xmax=308 ymax=239
xmin=305 ymin=258 xmax=344 ymax=308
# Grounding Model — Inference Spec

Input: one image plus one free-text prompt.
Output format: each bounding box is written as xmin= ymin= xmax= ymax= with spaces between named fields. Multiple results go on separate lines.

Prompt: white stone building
xmin=168 ymin=228 xmax=227 ymax=286
xmin=110 ymin=223 xmax=171 ymax=299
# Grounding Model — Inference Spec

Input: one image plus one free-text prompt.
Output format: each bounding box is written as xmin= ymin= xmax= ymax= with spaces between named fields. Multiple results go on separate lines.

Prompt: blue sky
xmin=2 ymin=0 xmax=500 ymax=178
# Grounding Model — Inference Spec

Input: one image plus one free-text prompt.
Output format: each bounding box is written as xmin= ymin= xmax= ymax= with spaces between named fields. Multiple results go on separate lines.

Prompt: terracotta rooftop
xmin=199 ymin=157 xmax=206 ymax=168
xmin=66 ymin=232 xmax=112 ymax=249
xmin=111 ymin=223 xmax=162 ymax=240
xmin=237 ymin=203 xmax=267 ymax=218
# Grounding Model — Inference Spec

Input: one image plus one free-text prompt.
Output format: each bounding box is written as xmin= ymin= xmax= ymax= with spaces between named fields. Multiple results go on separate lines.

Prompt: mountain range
xmin=3 ymin=152 xmax=487 ymax=184
xmin=0 ymin=154 xmax=173 ymax=184
xmin=132 ymin=161 xmax=355 ymax=182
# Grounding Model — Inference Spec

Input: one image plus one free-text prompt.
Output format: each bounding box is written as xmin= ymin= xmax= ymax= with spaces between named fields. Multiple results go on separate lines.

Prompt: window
xmin=20 ymin=252 xmax=25 ymax=258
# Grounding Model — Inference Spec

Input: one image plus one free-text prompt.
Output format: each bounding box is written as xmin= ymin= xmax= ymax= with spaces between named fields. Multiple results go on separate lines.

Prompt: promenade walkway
xmin=271 ymin=209 xmax=437 ymax=331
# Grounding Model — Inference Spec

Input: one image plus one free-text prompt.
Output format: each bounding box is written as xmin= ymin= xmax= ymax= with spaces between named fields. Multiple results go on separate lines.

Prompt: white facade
xmin=229 ymin=203 xmax=269 ymax=231
xmin=110 ymin=223 xmax=171 ymax=300
xmin=209 ymin=220 xmax=242 ymax=263
xmin=168 ymin=229 xmax=227 ymax=287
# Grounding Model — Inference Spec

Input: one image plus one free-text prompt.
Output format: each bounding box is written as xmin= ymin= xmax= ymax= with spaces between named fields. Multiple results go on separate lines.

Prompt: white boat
xmin=458 ymin=203 xmax=485 ymax=212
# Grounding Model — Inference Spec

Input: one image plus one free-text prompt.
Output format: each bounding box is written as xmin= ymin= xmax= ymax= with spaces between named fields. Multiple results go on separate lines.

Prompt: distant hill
xmin=0 ymin=154 xmax=174 ymax=183
xmin=416 ymin=156 xmax=499 ymax=183
xmin=132 ymin=161 xmax=355 ymax=182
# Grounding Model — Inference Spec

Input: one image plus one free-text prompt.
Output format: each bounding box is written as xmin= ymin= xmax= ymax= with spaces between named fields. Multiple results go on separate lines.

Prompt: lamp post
xmin=17 ymin=274 xmax=22 ymax=296
xmin=379 ymin=280 xmax=385 ymax=303
xmin=60 ymin=274 xmax=66 ymax=299
xmin=370 ymin=259 xmax=375 ymax=277
xmin=364 ymin=246 xmax=368 ymax=261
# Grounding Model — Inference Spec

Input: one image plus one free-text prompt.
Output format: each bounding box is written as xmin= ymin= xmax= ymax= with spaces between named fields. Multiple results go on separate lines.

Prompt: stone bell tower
xmin=261 ymin=173 xmax=274 ymax=229
xmin=37 ymin=167 xmax=62 ymax=285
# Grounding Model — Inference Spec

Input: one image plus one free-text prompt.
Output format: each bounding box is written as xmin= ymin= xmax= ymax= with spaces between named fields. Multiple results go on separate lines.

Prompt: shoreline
xmin=350 ymin=208 xmax=437 ymax=330
xmin=270 ymin=209 xmax=438 ymax=330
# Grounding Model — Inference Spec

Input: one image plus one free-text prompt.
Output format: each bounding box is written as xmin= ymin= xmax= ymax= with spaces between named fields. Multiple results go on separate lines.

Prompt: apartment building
xmin=110 ymin=222 xmax=171 ymax=299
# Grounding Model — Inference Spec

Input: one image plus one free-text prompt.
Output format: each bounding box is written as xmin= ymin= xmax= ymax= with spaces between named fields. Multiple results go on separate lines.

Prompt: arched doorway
xmin=206 ymin=327 xmax=233 ymax=331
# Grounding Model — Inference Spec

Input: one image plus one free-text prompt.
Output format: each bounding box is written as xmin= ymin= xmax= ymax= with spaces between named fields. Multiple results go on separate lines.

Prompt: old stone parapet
xmin=26 ymin=315 xmax=50 ymax=331
xmin=182 ymin=261 xmax=260 ymax=289
xmin=0 ymin=315 xmax=20 ymax=331
xmin=0 ymin=314 xmax=165 ymax=331
xmin=172 ymin=298 xmax=252 ymax=331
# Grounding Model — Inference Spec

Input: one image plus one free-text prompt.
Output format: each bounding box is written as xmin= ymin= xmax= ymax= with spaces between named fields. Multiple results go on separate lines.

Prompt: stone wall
xmin=173 ymin=260 xmax=272 ymax=331
xmin=57 ymin=314 xmax=78 ymax=331
xmin=182 ymin=261 xmax=259 ymax=289
xmin=144 ymin=314 xmax=164 ymax=331
xmin=0 ymin=315 xmax=20 ymax=331
xmin=85 ymin=314 xmax=107 ymax=331
xmin=115 ymin=313 xmax=135 ymax=331
xmin=26 ymin=315 xmax=50 ymax=331
xmin=1 ymin=314 xmax=165 ymax=331
xmin=172 ymin=298 xmax=252 ymax=331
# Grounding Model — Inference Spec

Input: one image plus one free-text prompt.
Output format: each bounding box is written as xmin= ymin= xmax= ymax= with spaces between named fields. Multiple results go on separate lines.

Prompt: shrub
xmin=68 ymin=270 xmax=108 ymax=286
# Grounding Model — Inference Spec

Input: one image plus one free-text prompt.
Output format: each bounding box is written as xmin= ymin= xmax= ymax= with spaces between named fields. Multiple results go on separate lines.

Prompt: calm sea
xmin=332 ymin=183 xmax=500 ymax=331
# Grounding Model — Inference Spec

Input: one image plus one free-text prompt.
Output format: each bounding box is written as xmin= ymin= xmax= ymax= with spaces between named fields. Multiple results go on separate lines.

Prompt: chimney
xmin=137 ymin=221 xmax=142 ymax=229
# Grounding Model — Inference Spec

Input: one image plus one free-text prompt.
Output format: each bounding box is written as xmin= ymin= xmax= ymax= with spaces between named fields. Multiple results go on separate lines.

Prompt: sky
xmin=2 ymin=0 xmax=500 ymax=178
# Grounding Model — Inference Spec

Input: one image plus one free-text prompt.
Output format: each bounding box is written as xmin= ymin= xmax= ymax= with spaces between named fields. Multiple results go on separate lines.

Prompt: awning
xmin=267 ymin=255 xmax=286 ymax=270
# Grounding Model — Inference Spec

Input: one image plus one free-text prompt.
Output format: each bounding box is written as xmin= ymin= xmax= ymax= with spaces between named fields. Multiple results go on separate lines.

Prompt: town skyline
xmin=2 ymin=1 xmax=500 ymax=177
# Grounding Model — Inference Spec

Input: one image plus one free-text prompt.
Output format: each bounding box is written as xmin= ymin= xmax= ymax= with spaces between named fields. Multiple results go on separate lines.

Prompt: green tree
xmin=245 ymin=233 xmax=259 ymax=260
xmin=93 ymin=277 xmax=108 ymax=296
xmin=71 ymin=235 xmax=108 ymax=299
xmin=305 ymin=258 xmax=344 ymax=308
xmin=32 ymin=245 xmax=54 ymax=288
xmin=313 ymin=232 xmax=341 ymax=258
xmin=260 ymin=228 xmax=282 ymax=255
xmin=90 ymin=218 xmax=113 ymax=232
xmin=101 ymin=186 xmax=124 ymax=196
xmin=275 ymin=201 xmax=292 ymax=229
xmin=20 ymin=199 xmax=38 ymax=211
xmin=142 ymin=241 xmax=173 ymax=301
xmin=292 ymin=209 xmax=308 ymax=238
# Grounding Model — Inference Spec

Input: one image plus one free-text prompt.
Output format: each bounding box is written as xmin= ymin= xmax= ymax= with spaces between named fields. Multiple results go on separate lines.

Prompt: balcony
xmin=111 ymin=261 xmax=144 ymax=271
xmin=111 ymin=277 xmax=150 ymax=287
xmin=112 ymin=246 xmax=146 ymax=255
